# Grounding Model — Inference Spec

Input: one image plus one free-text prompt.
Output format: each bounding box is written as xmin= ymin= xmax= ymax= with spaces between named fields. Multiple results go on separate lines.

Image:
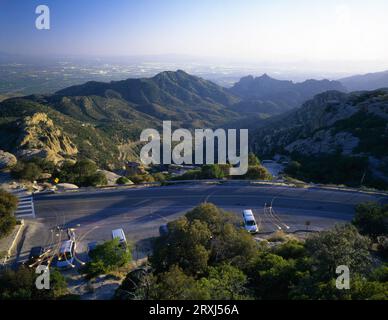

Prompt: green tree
xmin=85 ymin=171 xmax=107 ymax=187
xmin=185 ymin=203 xmax=227 ymax=234
xmin=273 ymin=240 xmax=307 ymax=260
xmin=151 ymin=203 xmax=256 ymax=274
xmin=11 ymin=162 xmax=42 ymax=182
xmin=353 ymin=202 xmax=388 ymax=239
xmin=0 ymin=267 xmax=69 ymax=300
xmin=201 ymin=164 xmax=225 ymax=179
xmin=248 ymin=153 xmax=260 ymax=166
xmin=244 ymin=165 xmax=272 ymax=180
xmin=247 ymin=251 xmax=305 ymax=300
xmin=209 ymin=223 xmax=257 ymax=270
xmin=55 ymin=159 xmax=107 ymax=187
xmin=199 ymin=264 xmax=249 ymax=300
xmin=85 ymin=238 xmax=132 ymax=278
xmin=150 ymin=265 xmax=210 ymax=300
xmin=151 ymin=217 xmax=211 ymax=275
xmin=0 ymin=189 xmax=18 ymax=239
xmin=305 ymin=224 xmax=372 ymax=281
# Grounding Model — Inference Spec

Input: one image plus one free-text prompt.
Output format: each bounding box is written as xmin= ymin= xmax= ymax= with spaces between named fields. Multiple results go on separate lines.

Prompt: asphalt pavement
xmin=12 ymin=183 xmax=388 ymax=264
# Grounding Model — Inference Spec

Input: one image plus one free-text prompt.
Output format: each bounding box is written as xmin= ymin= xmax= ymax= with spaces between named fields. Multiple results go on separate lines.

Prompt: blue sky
xmin=1 ymin=0 xmax=388 ymax=70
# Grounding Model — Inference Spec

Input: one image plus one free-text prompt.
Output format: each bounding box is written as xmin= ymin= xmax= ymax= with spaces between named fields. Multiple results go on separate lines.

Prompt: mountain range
xmin=339 ymin=70 xmax=388 ymax=91
xmin=250 ymin=89 xmax=388 ymax=187
xmin=0 ymin=70 xmax=387 ymax=183
xmin=230 ymin=73 xmax=347 ymax=113
xmin=0 ymin=71 xmax=243 ymax=168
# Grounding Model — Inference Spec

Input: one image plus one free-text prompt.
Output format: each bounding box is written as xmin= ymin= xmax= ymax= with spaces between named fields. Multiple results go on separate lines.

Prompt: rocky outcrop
xmin=15 ymin=113 xmax=78 ymax=164
xmin=284 ymin=130 xmax=360 ymax=156
xmin=252 ymin=89 xmax=388 ymax=158
xmin=0 ymin=150 xmax=17 ymax=169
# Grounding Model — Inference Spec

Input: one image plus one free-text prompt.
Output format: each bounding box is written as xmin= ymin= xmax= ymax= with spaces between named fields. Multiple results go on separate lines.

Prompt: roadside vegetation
xmin=284 ymin=154 xmax=388 ymax=190
xmin=0 ymin=267 xmax=72 ymax=300
xmin=0 ymin=189 xmax=18 ymax=239
xmin=54 ymin=159 xmax=107 ymax=187
xmin=115 ymin=202 xmax=388 ymax=300
xmin=11 ymin=158 xmax=107 ymax=187
xmin=84 ymin=238 xmax=132 ymax=279
xmin=172 ymin=153 xmax=272 ymax=181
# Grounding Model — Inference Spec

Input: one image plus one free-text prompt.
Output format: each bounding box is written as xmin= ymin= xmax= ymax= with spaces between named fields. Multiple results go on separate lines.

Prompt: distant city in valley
xmin=2 ymin=53 xmax=388 ymax=97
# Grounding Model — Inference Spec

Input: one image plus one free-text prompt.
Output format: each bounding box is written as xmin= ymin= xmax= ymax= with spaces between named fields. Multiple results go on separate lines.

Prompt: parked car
xmin=56 ymin=240 xmax=75 ymax=269
xmin=159 ymin=224 xmax=169 ymax=236
xmin=112 ymin=228 xmax=127 ymax=247
xmin=26 ymin=246 xmax=45 ymax=267
xmin=242 ymin=209 xmax=259 ymax=234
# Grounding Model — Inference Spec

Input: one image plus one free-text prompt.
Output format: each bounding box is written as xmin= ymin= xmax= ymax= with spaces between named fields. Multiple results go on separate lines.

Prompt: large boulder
xmin=56 ymin=183 xmax=79 ymax=191
xmin=0 ymin=150 xmax=17 ymax=170
xmin=98 ymin=170 xmax=133 ymax=186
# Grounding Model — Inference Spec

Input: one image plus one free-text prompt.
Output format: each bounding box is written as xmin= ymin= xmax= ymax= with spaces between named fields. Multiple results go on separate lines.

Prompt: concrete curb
xmin=1 ymin=219 xmax=24 ymax=266
xmin=36 ymin=179 xmax=388 ymax=198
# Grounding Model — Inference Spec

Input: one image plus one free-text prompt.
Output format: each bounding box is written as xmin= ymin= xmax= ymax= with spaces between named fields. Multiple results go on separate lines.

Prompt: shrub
xmin=353 ymin=202 xmax=388 ymax=239
xmin=11 ymin=162 xmax=42 ymax=182
xmin=129 ymin=174 xmax=155 ymax=184
xmin=244 ymin=165 xmax=272 ymax=180
xmin=116 ymin=176 xmax=131 ymax=185
xmin=54 ymin=159 xmax=107 ymax=187
xmin=0 ymin=189 xmax=18 ymax=239
xmin=85 ymin=238 xmax=132 ymax=279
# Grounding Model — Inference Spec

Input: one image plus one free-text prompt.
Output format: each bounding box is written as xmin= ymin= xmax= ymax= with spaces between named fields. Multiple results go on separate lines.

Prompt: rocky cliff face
xmin=15 ymin=113 xmax=78 ymax=164
xmin=251 ymin=89 xmax=388 ymax=158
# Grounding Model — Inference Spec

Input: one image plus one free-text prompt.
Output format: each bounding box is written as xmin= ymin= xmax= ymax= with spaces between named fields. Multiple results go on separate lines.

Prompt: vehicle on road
xmin=112 ymin=228 xmax=127 ymax=247
xmin=87 ymin=241 xmax=98 ymax=255
xmin=159 ymin=224 xmax=169 ymax=236
xmin=27 ymin=246 xmax=45 ymax=267
xmin=56 ymin=240 xmax=75 ymax=269
xmin=242 ymin=209 xmax=259 ymax=234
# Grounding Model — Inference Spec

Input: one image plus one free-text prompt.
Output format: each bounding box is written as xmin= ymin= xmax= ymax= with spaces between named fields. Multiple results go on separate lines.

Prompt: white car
xmin=56 ymin=240 xmax=75 ymax=269
xmin=112 ymin=228 xmax=127 ymax=247
xmin=242 ymin=209 xmax=259 ymax=234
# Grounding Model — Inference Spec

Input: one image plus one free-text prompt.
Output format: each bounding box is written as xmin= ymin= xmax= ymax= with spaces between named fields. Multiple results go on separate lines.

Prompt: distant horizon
xmin=1 ymin=0 xmax=388 ymax=75
xmin=1 ymin=50 xmax=388 ymax=81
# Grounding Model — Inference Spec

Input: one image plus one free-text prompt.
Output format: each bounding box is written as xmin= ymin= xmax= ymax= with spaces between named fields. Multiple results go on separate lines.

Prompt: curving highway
xmin=31 ymin=184 xmax=388 ymax=247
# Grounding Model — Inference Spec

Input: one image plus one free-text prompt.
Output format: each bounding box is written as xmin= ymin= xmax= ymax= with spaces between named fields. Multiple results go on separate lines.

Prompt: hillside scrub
xmin=284 ymin=154 xmax=387 ymax=190
xmin=0 ymin=189 xmax=18 ymax=239
xmin=116 ymin=203 xmax=388 ymax=300
xmin=54 ymin=159 xmax=107 ymax=187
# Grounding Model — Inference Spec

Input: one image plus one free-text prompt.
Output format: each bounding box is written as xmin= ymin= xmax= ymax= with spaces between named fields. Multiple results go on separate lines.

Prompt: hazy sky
xmin=1 ymin=0 xmax=388 ymax=72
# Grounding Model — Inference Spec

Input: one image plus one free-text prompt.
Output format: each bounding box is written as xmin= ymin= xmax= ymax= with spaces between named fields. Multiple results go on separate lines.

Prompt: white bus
xmin=242 ymin=209 xmax=259 ymax=234
xmin=56 ymin=240 xmax=75 ymax=269
xmin=112 ymin=228 xmax=127 ymax=247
